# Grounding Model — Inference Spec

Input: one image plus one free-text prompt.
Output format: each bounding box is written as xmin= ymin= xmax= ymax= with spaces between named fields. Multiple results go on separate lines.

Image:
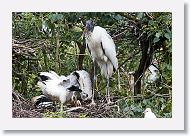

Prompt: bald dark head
xmin=85 ymin=20 xmax=94 ymax=32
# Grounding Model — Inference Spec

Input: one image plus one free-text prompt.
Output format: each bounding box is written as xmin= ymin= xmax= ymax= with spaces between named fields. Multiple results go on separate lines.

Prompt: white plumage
xmin=35 ymin=70 xmax=92 ymax=110
xmin=144 ymin=108 xmax=157 ymax=118
xmin=31 ymin=94 xmax=53 ymax=109
xmin=84 ymin=20 xmax=118 ymax=104
xmin=37 ymin=71 xmax=84 ymax=111
xmin=71 ymin=70 xmax=92 ymax=100
xmin=85 ymin=26 xmax=118 ymax=78
xmin=147 ymin=65 xmax=159 ymax=83
xmin=39 ymin=78 xmax=72 ymax=103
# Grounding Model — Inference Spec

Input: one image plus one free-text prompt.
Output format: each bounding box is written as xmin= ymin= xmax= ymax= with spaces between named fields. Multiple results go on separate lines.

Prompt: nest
xmin=33 ymin=96 xmax=130 ymax=118
xmin=12 ymin=90 xmax=42 ymax=118
xmin=64 ymin=97 xmax=128 ymax=118
xmin=12 ymin=91 xmax=132 ymax=118
xmin=12 ymin=39 xmax=36 ymax=58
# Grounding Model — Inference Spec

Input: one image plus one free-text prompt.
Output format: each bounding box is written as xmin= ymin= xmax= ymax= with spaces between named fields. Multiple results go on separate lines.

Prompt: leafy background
xmin=12 ymin=12 xmax=172 ymax=118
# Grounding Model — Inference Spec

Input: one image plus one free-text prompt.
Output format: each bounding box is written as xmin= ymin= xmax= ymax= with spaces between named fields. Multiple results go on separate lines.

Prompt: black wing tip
xmin=38 ymin=75 xmax=50 ymax=82
xmin=72 ymin=71 xmax=80 ymax=79
xmin=100 ymin=42 xmax=106 ymax=55
xmin=113 ymin=67 xmax=116 ymax=72
xmin=33 ymin=95 xmax=52 ymax=107
xmin=67 ymin=85 xmax=82 ymax=92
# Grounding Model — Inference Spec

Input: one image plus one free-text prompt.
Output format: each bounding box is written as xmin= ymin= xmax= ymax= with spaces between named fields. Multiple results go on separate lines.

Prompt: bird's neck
xmin=85 ymin=31 xmax=93 ymax=39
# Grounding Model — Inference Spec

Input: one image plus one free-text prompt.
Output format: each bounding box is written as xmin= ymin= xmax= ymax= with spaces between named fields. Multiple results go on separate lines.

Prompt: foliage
xmin=43 ymin=111 xmax=67 ymax=118
xmin=12 ymin=12 xmax=172 ymax=118
xmin=117 ymin=96 xmax=172 ymax=118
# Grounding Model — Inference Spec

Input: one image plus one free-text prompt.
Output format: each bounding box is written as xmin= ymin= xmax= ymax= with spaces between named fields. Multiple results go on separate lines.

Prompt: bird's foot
xmin=75 ymin=100 xmax=81 ymax=107
xmin=90 ymin=102 xmax=96 ymax=106
xmin=106 ymin=96 xmax=114 ymax=105
xmin=87 ymin=100 xmax=96 ymax=107
xmin=106 ymin=101 xmax=114 ymax=106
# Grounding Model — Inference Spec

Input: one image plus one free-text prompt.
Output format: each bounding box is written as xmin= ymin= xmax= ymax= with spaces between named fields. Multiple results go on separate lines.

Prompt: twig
xmin=112 ymin=29 xmax=128 ymax=40
xmin=145 ymin=12 xmax=154 ymax=20
xmin=65 ymin=107 xmax=86 ymax=112
xmin=146 ymin=89 xmax=172 ymax=98
xmin=117 ymin=69 xmax=121 ymax=90
xmin=118 ymin=50 xmax=141 ymax=69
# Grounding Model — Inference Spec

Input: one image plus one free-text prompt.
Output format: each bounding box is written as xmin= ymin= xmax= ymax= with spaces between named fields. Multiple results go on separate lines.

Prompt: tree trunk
xmin=76 ymin=37 xmax=86 ymax=70
xmin=134 ymin=40 xmax=153 ymax=96
xmin=133 ymin=36 xmax=166 ymax=96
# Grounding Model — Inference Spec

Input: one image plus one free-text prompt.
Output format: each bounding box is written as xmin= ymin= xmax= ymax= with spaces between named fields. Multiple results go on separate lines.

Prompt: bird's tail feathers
xmin=98 ymin=61 xmax=113 ymax=78
xmin=37 ymin=81 xmax=46 ymax=92
xmin=112 ymin=57 xmax=118 ymax=72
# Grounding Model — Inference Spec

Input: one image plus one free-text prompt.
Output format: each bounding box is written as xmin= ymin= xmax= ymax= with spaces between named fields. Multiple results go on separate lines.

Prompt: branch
xmin=118 ymin=50 xmax=141 ymax=69
xmin=112 ymin=29 xmax=128 ymax=40
xmin=145 ymin=12 xmax=154 ymax=20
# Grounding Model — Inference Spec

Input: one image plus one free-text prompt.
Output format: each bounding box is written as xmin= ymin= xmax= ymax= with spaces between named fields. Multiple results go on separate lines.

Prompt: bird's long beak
xmin=82 ymin=26 xmax=87 ymax=37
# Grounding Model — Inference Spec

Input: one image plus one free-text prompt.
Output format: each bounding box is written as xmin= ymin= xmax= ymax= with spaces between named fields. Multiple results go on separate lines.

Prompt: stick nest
xmin=12 ymin=90 xmax=42 ymax=118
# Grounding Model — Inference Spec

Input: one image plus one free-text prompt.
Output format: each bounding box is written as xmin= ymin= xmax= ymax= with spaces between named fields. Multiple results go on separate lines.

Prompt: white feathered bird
xmin=37 ymin=71 xmax=85 ymax=112
xmin=147 ymin=65 xmax=159 ymax=83
xmin=144 ymin=108 xmax=157 ymax=118
xmin=31 ymin=94 xmax=54 ymax=109
xmin=71 ymin=70 xmax=92 ymax=100
xmin=83 ymin=20 xmax=118 ymax=104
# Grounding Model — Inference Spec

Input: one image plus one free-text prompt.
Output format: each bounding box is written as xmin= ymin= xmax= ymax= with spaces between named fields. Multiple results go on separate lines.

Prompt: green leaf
xmin=123 ymin=106 xmax=129 ymax=112
xmin=137 ymin=13 xmax=144 ymax=20
xmin=114 ymin=15 xmax=122 ymax=21
xmin=164 ymin=33 xmax=171 ymax=40
xmin=153 ymin=37 xmax=160 ymax=43
xmin=155 ymin=32 xmax=161 ymax=38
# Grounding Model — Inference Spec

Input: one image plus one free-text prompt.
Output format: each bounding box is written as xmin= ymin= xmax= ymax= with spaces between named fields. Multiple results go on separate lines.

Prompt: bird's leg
xmin=106 ymin=77 xmax=111 ymax=104
xmin=76 ymin=100 xmax=82 ymax=107
xmin=106 ymin=64 xmax=113 ymax=105
xmin=90 ymin=60 xmax=96 ymax=106
xmin=60 ymin=103 xmax=63 ymax=113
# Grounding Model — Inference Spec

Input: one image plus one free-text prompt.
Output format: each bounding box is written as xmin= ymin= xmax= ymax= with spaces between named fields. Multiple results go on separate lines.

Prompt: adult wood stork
xmin=37 ymin=71 xmax=85 ymax=112
xmin=143 ymin=108 xmax=157 ymax=118
xmin=83 ymin=20 xmax=118 ymax=105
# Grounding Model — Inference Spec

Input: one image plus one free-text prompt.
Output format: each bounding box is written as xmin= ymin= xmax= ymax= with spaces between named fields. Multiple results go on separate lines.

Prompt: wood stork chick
xmin=71 ymin=70 xmax=92 ymax=101
xmin=31 ymin=94 xmax=53 ymax=109
xmin=37 ymin=71 xmax=84 ymax=112
xmin=144 ymin=108 xmax=157 ymax=118
xmin=84 ymin=20 xmax=118 ymax=105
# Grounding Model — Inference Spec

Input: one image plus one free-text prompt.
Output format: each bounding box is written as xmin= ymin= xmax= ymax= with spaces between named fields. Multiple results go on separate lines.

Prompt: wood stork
xmin=143 ymin=108 xmax=157 ymax=118
xmin=37 ymin=71 xmax=86 ymax=112
xmin=147 ymin=65 xmax=159 ymax=83
xmin=71 ymin=70 xmax=92 ymax=100
xmin=31 ymin=94 xmax=53 ymax=109
xmin=83 ymin=20 xmax=118 ymax=105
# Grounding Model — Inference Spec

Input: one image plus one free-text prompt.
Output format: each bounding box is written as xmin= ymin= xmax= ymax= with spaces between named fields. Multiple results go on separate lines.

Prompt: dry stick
xmin=65 ymin=52 xmax=88 ymax=56
xmin=119 ymin=67 xmax=132 ymax=93
xmin=13 ymin=39 xmax=33 ymax=44
xmin=112 ymin=29 xmax=128 ymax=40
xmin=12 ymin=44 xmax=34 ymax=50
xmin=145 ymin=12 xmax=154 ymax=20
xmin=74 ymin=43 xmax=78 ymax=70
xmin=65 ymin=107 xmax=86 ymax=112
xmin=146 ymin=89 xmax=172 ymax=98
xmin=117 ymin=69 xmax=121 ymax=90
xmin=55 ymin=31 xmax=60 ymax=73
